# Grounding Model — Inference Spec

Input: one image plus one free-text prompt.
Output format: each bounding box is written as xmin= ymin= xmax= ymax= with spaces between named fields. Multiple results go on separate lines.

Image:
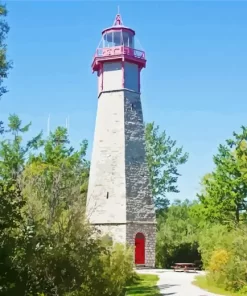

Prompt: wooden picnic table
xmin=171 ymin=262 xmax=197 ymax=272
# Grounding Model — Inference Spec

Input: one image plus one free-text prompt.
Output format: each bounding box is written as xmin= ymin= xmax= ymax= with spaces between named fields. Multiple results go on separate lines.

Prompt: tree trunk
xmin=236 ymin=205 xmax=240 ymax=223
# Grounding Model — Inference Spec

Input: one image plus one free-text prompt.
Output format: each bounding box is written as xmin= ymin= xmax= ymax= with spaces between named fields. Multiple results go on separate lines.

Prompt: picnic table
xmin=171 ymin=262 xmax=197 ymax=272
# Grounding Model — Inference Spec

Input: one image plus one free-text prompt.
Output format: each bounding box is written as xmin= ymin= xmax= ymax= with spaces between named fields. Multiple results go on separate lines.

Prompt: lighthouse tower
xmin=86 ymin=13 xmax=156 ymax=267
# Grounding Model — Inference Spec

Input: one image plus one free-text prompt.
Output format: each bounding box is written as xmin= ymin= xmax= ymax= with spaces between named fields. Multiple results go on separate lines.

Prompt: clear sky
xmin=1 ymin=1 xmax=247 ymax=201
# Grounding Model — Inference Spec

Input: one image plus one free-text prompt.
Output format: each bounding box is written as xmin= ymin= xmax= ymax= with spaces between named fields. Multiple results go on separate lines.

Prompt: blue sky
xmin=1 ymin=1 xmax=247 ymax=201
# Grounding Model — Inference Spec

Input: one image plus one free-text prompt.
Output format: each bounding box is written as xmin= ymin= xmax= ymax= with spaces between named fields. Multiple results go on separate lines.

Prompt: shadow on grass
xmin=126 ymin=276 xmax=159 ymax=295
xmin=126 ymin=276 xmax=178 ymax=295
xmin=127 ymin=286 xmax=158 ymax=295
xmin=158 ymin=284 xmax=178 ymax=289
xmin=127 ymin=286 xmax=177 ymax=296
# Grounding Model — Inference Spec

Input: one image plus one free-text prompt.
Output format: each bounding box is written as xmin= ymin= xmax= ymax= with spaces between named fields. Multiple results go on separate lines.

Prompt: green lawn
xmin=126 ymin=274 xmax=160 ymax=296
xmin=193 ymin=275 xmax=243 ymax=296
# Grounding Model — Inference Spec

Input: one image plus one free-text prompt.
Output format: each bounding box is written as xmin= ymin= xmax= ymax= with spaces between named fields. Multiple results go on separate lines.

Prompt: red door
xmin=135 ymin=233 xmax=145 ymax=265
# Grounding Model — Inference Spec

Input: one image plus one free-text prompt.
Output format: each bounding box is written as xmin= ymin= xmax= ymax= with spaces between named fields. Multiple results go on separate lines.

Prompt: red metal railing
xmin=94 ymin=46 xmax=145 ymax=60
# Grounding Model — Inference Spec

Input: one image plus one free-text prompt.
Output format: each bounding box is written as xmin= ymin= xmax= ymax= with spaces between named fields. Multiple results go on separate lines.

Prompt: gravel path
xmin=137 ymin=269 xmax=220 ymax=296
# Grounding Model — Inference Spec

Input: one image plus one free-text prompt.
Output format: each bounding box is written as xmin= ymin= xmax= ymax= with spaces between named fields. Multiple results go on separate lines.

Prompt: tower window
xmin=106 ymin=192 xmax=109 ymax=199
xmin=131 ymin=103 xmax=134 ymax=110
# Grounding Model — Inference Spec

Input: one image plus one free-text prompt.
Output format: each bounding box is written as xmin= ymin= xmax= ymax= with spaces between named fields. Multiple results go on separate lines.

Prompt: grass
xmin=193 ymin=275 xmax=243 ymax=296
xmin=126 ymin=274 xmax=160 ymax=296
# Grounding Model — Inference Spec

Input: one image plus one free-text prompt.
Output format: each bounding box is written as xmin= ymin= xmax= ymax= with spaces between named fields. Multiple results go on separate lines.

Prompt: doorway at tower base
xmin=127 ymin=223 xmax=156 ymax=268
xmin=92 ymin=223 xmax=156 ymax=268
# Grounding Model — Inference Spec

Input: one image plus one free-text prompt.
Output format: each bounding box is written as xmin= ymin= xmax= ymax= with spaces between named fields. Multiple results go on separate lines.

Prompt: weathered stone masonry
xmin=125 ymin=90 xmax=156 ymax=267
xmin=86 ymin=90 xmax=156 ymax=267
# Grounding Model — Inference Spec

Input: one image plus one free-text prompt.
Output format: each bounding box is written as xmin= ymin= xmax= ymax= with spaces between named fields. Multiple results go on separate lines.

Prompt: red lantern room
xmin=92 ymin=14 xmax=146 ymax=73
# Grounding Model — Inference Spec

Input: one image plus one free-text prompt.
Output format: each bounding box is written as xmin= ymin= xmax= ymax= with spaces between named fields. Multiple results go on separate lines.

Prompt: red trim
xmin=101 ymin=64 xmax=103 ymax=91
xmin=102 ymin=26 xmax=135 ymax=36
xmin=138 ymin=66 xmax=141 ymax=92
xmin=92 ymin=45 xmax=146 ymax=72
xmin=121 ymin=61 xmax=125 ymax=88
xmin=94 ymin=46 xmax=145 ymax=59
xmin=92 ymin=56 xmax=146 ymax=73
xmin=114 ymin=14 xmax=122 ymax=26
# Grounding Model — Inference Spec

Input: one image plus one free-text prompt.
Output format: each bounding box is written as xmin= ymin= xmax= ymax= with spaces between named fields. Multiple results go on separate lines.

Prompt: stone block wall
xmin=124 ymin=90 xmax=156 ymax=223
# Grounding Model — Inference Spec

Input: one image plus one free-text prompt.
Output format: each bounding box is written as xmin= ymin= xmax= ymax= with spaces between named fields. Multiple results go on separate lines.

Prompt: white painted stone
xmin=86 ymin=91 xmax=126 ymax=224
xmin=97 ymin=225 xmax=126 ymax=244
xmin=103 ymin=62 xmax=122 ymax=91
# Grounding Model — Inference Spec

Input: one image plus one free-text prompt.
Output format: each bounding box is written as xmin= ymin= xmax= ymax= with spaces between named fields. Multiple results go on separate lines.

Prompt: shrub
xmin=207 ymin=248 xmax=230 ymax=288
xmin=0 ymin=125 xmax=135 ymax=296
xmin=199 ymin=224 xmax=247 ymax=292
xmin=0 ymin=174 xmax=134 ymax=295
xmin=99 ymin=243 xmax=134 ymax=296
xmin=208 ymin=249 xmax=230 ymax=273
xmin=1 ymin=208 xmax=134 ymax=295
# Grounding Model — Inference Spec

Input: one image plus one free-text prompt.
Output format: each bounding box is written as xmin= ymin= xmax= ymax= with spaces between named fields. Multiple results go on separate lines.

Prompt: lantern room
xmin=92 ymin=14 xmax=146 ymax=72
xmin=102 ymin=20 xmax=135 ymax=49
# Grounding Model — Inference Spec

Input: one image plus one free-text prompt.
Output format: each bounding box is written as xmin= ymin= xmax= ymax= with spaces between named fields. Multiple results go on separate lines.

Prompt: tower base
xmin=93 ymin=222 xmax=156 ymax=268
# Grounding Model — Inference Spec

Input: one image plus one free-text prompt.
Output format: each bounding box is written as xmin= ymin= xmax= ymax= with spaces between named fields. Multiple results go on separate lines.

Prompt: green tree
xmin=198 ymin=224 xmax=247 ymax=292
xmin=23 ymin=126 xmax=89 ymax=225
xmin=0 ymin=115 xmax=42 ymax=294
xmin=0 ymin=121 xmax=3 ymax=134
xmin=0 ymin=114 xmax=41 ymax=183
xmin=0 ymin=4 xmax=11 ymax=99
xmin=145 ymin=122 xmax=189 ymax=210
xmin=0 ymin=4 xmax=12 ymax=134
xmin=198 ymin=126 xmax=247 ymax=225
xmin=0 ymin=182 xmax=25 ymax=294
xmin=12 ymin=126 xmax=132 ymax=296
xmin=156 ymin=199 xmax=201 ymax=268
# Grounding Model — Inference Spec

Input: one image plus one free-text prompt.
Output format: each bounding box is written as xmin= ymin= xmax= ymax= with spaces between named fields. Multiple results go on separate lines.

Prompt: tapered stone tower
xmin=86 ymin=13 xmax=156 ymax=267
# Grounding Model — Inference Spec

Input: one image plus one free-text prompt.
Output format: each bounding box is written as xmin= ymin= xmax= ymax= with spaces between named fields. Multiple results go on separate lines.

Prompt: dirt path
xmin=137 ymin=269 xmax=220 ymax=296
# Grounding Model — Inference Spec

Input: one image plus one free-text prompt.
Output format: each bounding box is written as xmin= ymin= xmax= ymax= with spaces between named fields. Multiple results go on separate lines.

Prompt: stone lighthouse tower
xmin=86 ymin=13 xmax=156 ymax=267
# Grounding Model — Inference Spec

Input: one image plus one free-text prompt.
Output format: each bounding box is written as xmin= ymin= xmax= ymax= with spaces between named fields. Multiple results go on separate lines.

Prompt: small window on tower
xmin=131 ymin=103 xmax=134 ymax=110
xmin=106 ymin=192 xmax=109 ymax=199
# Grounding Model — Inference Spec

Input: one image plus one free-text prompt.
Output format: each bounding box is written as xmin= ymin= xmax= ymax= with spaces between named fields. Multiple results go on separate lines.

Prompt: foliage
xmin=198 ymin=224 xmax=247 ymax=292
xmin=208 ymin=249 xmax=231 ymax=287
xmin=0 ymin=114 xmax=42 ymax=183
xmin=195 ymin=127 xmax=247 ymax=292
xmin=0 ymin=115 xmax=42 ymax=293
xmin=0 ymin=116 xmax=133 ymax=296
xmin=0 ymin=4 xmax=11 ymax=99
xmin=99 ymin=243 xmax=134 ymax=296
xmin=0 ymin=121 xmax=3 ymax=134
xmin=0 ymin=182 xmax=25 ymax=294
xmin=155 ymin=199 xmax=201 ymax=268
xmin=198 ymin=126 xmax=247 ymax=225
xmin=24 ymin=126 xmax=89 ymax=221
xmin=0 ymin=3 xmax=11 ymax=152
xmin=198 ymin=224 xmax=232 ymax=269
xmin=145 ymin=122 xmax=188 ymax=210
